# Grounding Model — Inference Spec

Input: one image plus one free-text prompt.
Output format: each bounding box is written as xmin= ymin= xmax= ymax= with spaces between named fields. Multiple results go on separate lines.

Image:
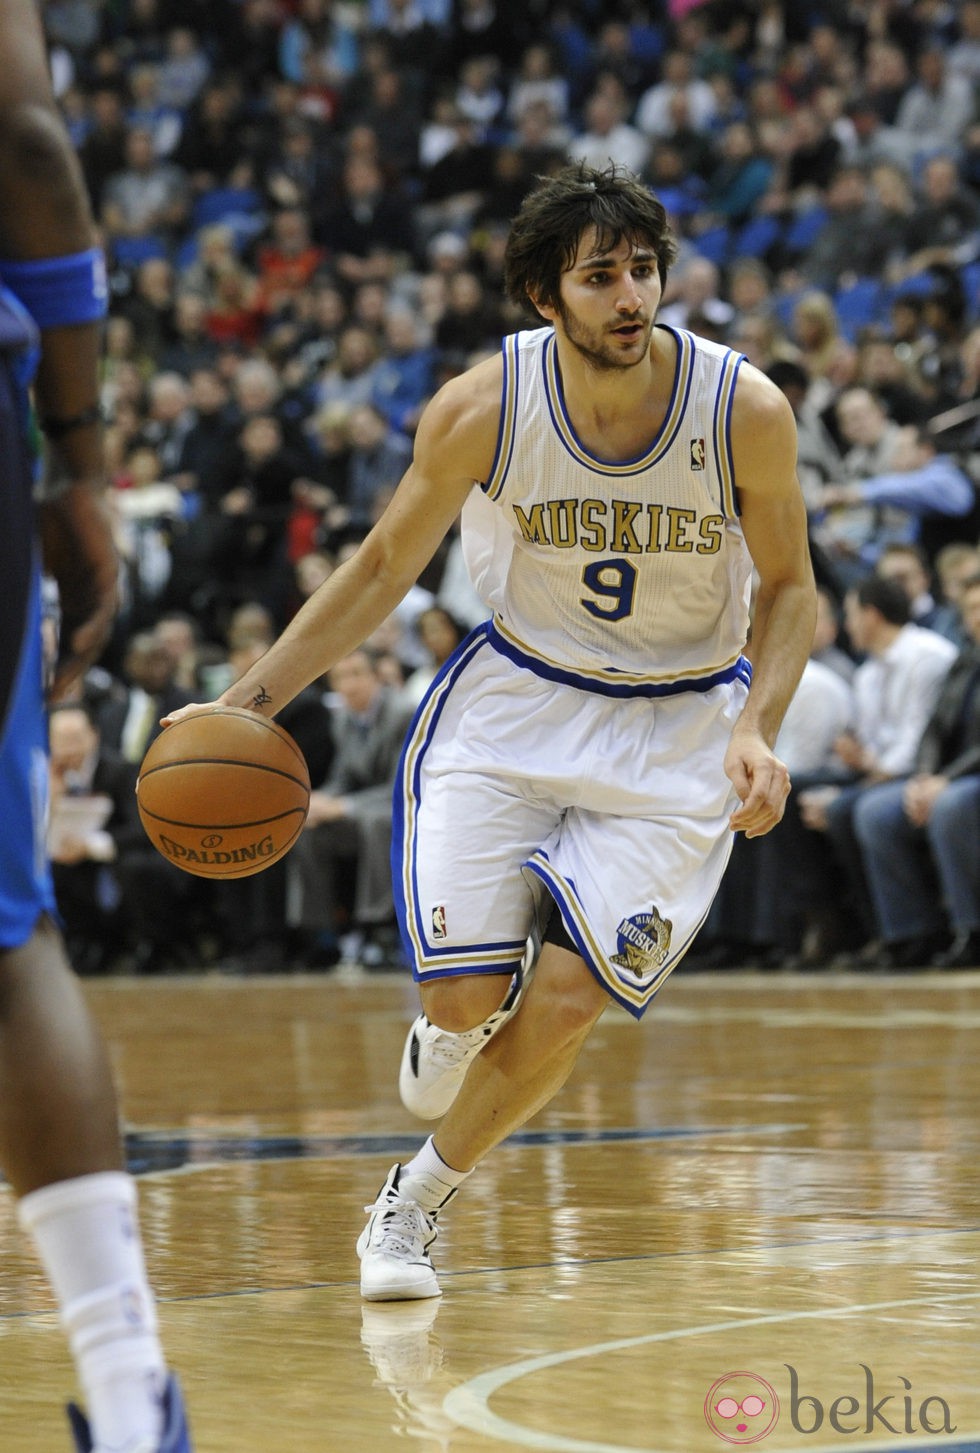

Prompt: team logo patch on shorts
xmin=431 ymin=905 xmax=448 ymax=940
xmin=610 ymin=905 xmax=672 ymax=977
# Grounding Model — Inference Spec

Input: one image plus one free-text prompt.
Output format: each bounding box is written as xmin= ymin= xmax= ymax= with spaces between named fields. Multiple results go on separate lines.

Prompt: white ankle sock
xmin=401 ymin=1136 xmax=474 ymax=1211
xmin=18 ymin=1172 xmax=166 ymax=1452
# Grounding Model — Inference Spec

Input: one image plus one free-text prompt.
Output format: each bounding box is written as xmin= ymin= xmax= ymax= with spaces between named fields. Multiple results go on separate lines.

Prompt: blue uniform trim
xmin=0 ymin=247 xmax=108 ymax=329
xmin=483 ymin=331 xmax=520 ymax=502
xmin=528 ymin=853 xmax=715 ymax=1018
xmin=541 ymin=326 xmax=695 ymax=476
xmin=406 ymin=952 xmax=527 ymax=983
xmin=391 ymin=622 xmax=528 ymax=977
xmin=722 ymin=351 xmax=744 ymax=517
xmin=710 ymin=347 xmax=744 ymax=518
xmin=486 ymin=620 xmax=753 ymax=699
xmin=527 ymin=855 xmax=666 ymax=1019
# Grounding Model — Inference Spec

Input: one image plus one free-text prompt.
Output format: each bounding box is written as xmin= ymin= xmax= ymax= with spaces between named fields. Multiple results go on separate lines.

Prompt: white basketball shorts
xmin=392 ymin=624 xmax=749 ymax=1018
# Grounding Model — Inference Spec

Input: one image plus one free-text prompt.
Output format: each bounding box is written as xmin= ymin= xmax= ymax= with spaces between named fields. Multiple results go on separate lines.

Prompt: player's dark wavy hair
xmin=504 ymin=162 xmax=678 ymax=318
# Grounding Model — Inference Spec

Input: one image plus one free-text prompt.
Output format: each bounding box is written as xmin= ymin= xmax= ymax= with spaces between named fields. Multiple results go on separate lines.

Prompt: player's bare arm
xmin=168 ymin=356 xmax=505 ymax=723
xmin=725 ymin=364 xmax=816 ymax=837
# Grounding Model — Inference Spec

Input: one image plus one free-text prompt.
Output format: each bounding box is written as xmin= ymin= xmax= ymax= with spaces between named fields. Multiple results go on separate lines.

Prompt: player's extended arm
xmin=169 ymin=362 xmax=501 ymax=722
xmin=0 ymin=0 xmax=116 ymax=698
xmin=726 ymin=366 xmax=817 ymax=837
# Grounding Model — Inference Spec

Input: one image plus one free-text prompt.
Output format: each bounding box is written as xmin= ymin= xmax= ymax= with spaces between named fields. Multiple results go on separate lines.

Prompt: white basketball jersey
xmin=461 ymin=324 xmax=754 ymax=692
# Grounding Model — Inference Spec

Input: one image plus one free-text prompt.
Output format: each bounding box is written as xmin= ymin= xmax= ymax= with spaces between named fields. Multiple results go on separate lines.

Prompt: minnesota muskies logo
xmin=157 ymin=832 xmax=276 ymax=868
xmin=611 ymin=905 xmax=673 ymax=977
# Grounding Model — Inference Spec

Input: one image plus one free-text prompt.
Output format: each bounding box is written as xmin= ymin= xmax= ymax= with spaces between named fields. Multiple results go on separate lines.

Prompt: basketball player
xmin=0 ymin=2 xmax=192 ymax=1447
xmin=168 ymin=163 xmax=816 ymax=1301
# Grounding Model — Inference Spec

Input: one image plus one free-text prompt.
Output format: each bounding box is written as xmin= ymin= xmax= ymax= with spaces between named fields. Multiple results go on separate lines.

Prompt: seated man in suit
xmin=48 ymin=702 xmax=142 ymax=973
xmin=289 ymin=647 xmax=415 ymax=968
xmin=96 ymin=629 xmax=193 ymax=763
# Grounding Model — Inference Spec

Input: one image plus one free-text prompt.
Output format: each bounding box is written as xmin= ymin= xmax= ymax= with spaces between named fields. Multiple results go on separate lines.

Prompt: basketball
xmin=136 ymin=707 xmax=311 ymax=878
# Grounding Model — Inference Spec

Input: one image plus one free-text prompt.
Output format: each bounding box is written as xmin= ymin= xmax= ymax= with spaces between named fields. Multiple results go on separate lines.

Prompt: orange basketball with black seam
xmin=136 ymin=707 xmax=311 ymax=878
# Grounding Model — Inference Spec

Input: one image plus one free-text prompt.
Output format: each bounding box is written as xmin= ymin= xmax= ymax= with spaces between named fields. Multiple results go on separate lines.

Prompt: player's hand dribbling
xmin=161 ymin=701 xmax=225 ymax=728
xmin=723 ymin=729 xmax=791 ymax=838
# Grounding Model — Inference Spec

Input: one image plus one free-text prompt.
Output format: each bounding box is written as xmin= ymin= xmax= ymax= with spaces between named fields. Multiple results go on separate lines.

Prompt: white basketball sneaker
xmin=357 ymin=1165 xmax=455 ymax=1301
xmin=399 ymin=955 xmax=531 ymax=1120
xmin=398 ymin=1014 xmax=500 ymax=1120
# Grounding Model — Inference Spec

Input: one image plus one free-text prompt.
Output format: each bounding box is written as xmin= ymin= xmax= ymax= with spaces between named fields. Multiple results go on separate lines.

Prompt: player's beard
xmin=555 ymin=302 xmax=655 ymax=373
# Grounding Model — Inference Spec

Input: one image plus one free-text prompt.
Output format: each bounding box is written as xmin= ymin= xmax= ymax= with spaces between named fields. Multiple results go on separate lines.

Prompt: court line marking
xmin=3 ymin=1225 xmax=978 ymax=1324
xmin=443 ymin=1292 xmax=980 ymax=1453
xmin=88 ymin=1121 xmax=806 ymax=1177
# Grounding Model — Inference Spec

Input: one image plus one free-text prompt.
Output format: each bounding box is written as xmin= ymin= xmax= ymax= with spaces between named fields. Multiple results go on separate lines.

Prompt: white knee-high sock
xmin=18 ymin=1171 xmax=166 ymax=1452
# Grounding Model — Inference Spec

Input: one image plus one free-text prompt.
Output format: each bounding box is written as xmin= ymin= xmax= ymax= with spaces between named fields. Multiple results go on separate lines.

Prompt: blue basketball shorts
xmin=0 ymin=291 xmax=57 ymax=949
xmin=0 ymin=562 xmax=58 ymax=948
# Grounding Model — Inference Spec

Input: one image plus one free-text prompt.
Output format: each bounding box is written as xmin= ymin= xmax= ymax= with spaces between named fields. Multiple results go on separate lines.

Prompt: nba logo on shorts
xmin=431 ymin=905 xmax=448 ymax=940
xmin=690 ymin=437 xmax=706 ymax=470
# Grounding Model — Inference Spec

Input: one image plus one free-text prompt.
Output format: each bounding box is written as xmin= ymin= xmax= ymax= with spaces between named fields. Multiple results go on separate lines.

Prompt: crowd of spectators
xmin=41 ymin=0 xmax=980 ymax=973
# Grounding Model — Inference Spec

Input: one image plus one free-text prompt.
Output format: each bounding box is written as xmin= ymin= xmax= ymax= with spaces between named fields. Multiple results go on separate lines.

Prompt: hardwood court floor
xmin=1 ymin=968 xmax=979 ymax=1452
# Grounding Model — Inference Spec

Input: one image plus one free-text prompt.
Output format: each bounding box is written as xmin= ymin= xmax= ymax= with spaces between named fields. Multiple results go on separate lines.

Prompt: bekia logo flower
xmin=705 ymin=1372 xmax=780 ymax=1444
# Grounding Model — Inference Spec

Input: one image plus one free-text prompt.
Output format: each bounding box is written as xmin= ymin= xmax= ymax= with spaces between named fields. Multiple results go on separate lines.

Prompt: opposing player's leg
xmin=0 ymin=917 xmax=121 ymax=1192
xmin=3 ymin=921 xmax=189 ymax=1453
xmin=0 ymin=574 xmax=190 ymax=1452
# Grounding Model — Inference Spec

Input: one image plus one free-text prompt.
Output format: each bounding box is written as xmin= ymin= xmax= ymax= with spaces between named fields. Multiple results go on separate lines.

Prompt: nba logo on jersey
xmin=431 ymin=905 xmax=448 ymax=940
xmin=690 ymin=437 xmax=706 ymax=470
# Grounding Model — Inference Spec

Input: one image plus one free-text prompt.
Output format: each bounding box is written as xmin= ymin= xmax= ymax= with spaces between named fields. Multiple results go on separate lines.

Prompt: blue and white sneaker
xmin=67 ymin=1373 xmax=192 ymax=1453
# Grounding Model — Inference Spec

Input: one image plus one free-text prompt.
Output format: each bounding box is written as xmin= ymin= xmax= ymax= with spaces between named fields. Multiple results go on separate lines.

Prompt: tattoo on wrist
xmin=250 ymin=686 xmax=273 ymax=709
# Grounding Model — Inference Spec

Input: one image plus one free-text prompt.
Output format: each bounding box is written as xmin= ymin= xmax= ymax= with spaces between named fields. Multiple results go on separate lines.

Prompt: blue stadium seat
xmin=833 ymin=277 xmax=883 ymax=339
xmin=888 ymin=271 xmax=938 ymax=298
xmin=880 ymin=270 xmax=938 ymax=320
xmin=691 ymin=225 xmax=730 ymax=267
xmin=173 ymin=235 xmax=199 ymax=273
xmin=191 ymin=187 xmax=263 ymax=230
xmin=772 ymin=288 xmax=805 ymax=330
xmin=109 ymin=235 xmax=169 ymax=269
xmin=783 ymin=207 xmax=827 ymax=255
xmin=731 ymin=214 xmax=782 ymax=260
xmin=190 ymin=188 xmax=266 ymax=250
xmin=960 ymin=260 xmax=980 ymax=319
